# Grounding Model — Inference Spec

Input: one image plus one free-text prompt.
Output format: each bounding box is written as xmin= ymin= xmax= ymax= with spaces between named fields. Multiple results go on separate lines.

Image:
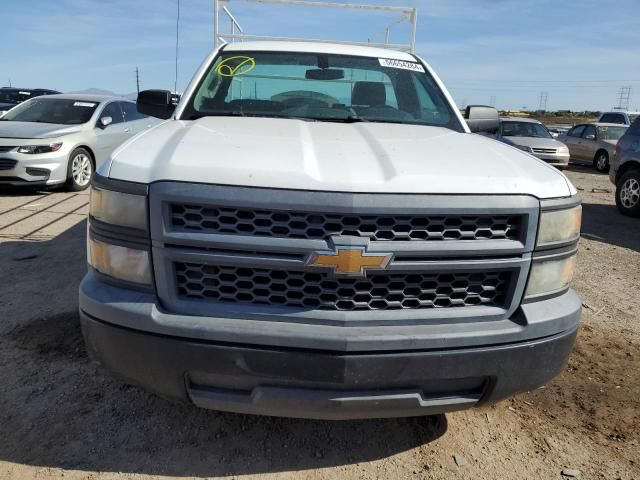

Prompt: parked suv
xmin=0 ymin=87 xmax=60 ymax=116
xmin=0 ymin=94 xmax=157 ymax=189
xmin=560 ymin=123 xmax=628 ymax=172
xmin=494 ymin=117 xmax=570 ymax=169
xmin=80 ymin=42 xmax=582 ymax=420
xmin=597 ymin=110 xmax=639 ymax=126
xmin=611 ymin=117 xmax=640 ymax=216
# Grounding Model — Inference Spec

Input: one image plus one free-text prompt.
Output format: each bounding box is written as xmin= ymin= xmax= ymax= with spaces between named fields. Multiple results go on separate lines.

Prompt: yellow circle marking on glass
xmin=216 ymin=56 xmax=256 ymax=77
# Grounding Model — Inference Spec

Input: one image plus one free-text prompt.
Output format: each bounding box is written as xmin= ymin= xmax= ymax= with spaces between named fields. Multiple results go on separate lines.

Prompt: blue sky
xmin=2 ymin=0 xmax=639 ymax=111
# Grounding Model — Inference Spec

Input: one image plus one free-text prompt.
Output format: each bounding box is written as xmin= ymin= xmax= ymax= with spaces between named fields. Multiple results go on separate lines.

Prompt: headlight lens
xmin=537 ymin=206 xmax=582 ymax=247
xmin=90 ymin=186 xmax=147 ymax=229
xmin=516 ymin=145 xmax=532 ymax=153
xmin=525 ymin=254 xmax=577 ymax=298
xmin=88 ymin=237 xmax=152 ymax=285
xmin=17 ymin=143 xmax=63 ymax=154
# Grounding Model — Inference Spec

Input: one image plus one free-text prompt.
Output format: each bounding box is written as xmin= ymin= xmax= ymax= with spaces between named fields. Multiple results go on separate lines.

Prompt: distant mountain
xmin=67 ymin=88 xmax=138 ymax=99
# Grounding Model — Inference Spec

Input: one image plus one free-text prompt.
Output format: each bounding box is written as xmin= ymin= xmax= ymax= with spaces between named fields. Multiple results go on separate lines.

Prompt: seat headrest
xmin=352 ymin=81 xmax=386 ymax=106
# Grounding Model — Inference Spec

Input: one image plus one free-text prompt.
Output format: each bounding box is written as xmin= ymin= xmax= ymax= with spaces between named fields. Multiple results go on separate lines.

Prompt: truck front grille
xmin=169 ymin=204 xmax=523 ymax=241
xmin=174 ymin=262 xmax=512 ymax=311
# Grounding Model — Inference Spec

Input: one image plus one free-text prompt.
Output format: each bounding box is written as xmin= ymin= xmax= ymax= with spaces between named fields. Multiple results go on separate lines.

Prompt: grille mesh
xmin=169 ymin=204 xmax=523 ymax=241
xmin=0 ymin=159 xmax=17 ymax=171
xmin=175 ymin=263 xmax=511 ymax=311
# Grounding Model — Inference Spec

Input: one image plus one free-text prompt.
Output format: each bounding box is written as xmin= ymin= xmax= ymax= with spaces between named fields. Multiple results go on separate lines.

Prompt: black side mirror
xmin=464 ymin=105 xmax=499 ymax=133
xmin=137 ymin=90 xmax=175 ymax=120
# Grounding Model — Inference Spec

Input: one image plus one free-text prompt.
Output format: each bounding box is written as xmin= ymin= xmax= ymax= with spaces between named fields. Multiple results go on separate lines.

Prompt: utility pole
xmin=174 ymin=0 xmax=180 ymax=94
xmin=135 ymin=67 xmax=140 ymax=94
xmin=617 ymin=86 xmax=632 ymax=110
xmin=538 ymin=91 xmax=549 ymax=111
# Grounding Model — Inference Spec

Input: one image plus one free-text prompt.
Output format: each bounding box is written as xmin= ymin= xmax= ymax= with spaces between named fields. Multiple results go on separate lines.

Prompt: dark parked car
xmin=610 ymin=117 xmax=640 ymax=217
xmin=0 ymin=87 xmax=60 ymax=116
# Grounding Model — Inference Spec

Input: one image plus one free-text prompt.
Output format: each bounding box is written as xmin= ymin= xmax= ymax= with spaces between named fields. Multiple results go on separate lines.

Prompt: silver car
xmin=560 ymin=122 xmax=628 ymax=173
xmin=495 ymin=117 xmax=570 ymax=169
xmin=0 ymin=94 xmax=158 ymax=190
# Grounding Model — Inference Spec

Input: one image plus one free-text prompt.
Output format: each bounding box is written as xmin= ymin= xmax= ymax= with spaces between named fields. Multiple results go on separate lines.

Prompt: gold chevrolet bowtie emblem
xmin=306 ymin=247 xmax=393 ymax=276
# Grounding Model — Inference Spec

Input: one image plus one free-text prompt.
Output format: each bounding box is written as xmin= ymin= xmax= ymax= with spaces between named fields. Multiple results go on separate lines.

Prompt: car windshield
xmin=598 ymin=125 xmax=628 ymax=141
xmin=182 ymin=51 xmax=462 ymax=131
xmin=629 ymin=114 xmax=639 ymax=124
xmin=0 ymin=89 xmax=30 ymax=105
xmin=0 ymin=98 xmax=99 ymax=124
xmin=501 ymin=121 xmax=551 ymax=138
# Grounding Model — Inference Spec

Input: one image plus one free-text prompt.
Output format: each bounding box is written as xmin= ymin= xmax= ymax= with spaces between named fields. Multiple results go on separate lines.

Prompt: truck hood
xmin=501 ymin=136 xmax=568 ymax=150
xmin=108 ymin=117 xmax=573 ymax=198
xmin=0 ymin=121 xmax=83 ymax=139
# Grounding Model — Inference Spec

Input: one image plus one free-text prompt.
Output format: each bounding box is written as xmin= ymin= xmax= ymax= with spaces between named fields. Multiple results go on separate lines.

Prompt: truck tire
xmin=593 ymin=150 xmax=609 ymax=173
xmin=65 ymin=147 xmax=94 ymax=191
xmin=616 ymin=169 xmax=640 ymax=217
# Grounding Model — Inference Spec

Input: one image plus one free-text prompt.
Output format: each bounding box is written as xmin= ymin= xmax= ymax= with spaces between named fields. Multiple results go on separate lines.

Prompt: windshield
xmin=0 ymin=98 xmax=99 ymax=124
xmin=182 ymin=51 xmax=462 ymax=131
xmin=501 ymin=121 xmax=551 ymax=138
xmin=629 ymin=114 xmax=639 ymax=124
xmin=0 ymin=89 xmax=30 ymax=105
xmin=598 ymin=125 xmax=628 ymax=141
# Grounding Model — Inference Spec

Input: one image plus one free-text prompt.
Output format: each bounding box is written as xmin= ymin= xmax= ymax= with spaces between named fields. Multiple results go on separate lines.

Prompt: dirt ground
xmin=0 ymin=166 xmax=638 ymax=480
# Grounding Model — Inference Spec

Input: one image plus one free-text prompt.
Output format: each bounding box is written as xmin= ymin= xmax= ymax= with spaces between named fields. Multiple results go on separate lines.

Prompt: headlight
xmin=88 ymin=237 xmax=152 ymax=285
xmin=90 ymin=186 xmax=147 ymax=229
xmin=525 ymin=254 xmax=577 ymax=299
xmin=17 ymin=143 xmax=63 ymax=154
xmin=536 ymin=206 xmax=582 ymax=247
xmin=516 ymin=145 xmax=532 ymax=153
xmin=88 ymin=179 xmax=150 ymax=286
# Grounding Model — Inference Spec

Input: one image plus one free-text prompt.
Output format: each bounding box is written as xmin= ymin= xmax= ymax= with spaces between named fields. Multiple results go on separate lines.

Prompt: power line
xmin=617 ymin=86 xmax=632 ymax=110
xmin=489 ymin=95 xmax=496 ymax=107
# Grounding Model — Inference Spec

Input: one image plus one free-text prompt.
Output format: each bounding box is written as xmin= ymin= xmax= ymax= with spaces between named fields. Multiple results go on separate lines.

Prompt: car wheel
xmin=66 ymin=148 xmax=93 ymax=191
xmin=616 ymin=170 xmax=640 ymax=217
xmin=593 ymin=150 xmax=609 ymax=172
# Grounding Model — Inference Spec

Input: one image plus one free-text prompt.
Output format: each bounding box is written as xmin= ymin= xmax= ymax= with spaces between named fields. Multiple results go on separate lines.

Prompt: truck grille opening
xmin=169 ymin=204 xmax=523 ymax=242
xmin=174 ymin=263 xmax=512 ymax=311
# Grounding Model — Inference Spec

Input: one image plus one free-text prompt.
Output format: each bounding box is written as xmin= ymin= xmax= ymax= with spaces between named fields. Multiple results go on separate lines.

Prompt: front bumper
xmin=79 ymin=272 xmax=581 ymax=419
xmin=0 ymin=150 xmax=68 ymax=185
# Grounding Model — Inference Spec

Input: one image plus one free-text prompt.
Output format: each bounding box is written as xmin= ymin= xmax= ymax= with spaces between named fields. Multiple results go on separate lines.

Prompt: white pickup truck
xmin=80 ymin=41 xmax=582 ymax=420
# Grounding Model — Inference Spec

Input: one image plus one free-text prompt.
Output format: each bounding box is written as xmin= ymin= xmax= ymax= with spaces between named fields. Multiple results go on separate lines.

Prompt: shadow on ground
xmin=0 ymin=221 xmax=447 ymax=477
xmin=580 ymin=202 xmax=640 ymax=253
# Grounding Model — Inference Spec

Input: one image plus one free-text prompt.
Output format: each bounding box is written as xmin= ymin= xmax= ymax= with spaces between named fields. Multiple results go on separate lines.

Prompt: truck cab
xmin=80 ymin=41 xmax=582 ymax=420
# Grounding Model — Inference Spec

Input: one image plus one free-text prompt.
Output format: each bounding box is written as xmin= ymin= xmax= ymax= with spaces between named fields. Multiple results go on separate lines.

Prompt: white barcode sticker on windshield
xmin=378 ymin=58 xmax=425 ymax=73
xmin=74 ymin=102 xmax=97 ymax=107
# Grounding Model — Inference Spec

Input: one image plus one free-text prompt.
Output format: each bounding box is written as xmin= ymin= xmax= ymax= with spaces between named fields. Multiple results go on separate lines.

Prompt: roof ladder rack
xmin=213 ymin=0 xmax=418 ymax=52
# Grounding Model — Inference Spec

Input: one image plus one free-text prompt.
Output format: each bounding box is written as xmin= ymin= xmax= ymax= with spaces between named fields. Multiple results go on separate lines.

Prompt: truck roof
xmin=223 ymin=41 xmax=417 ymax=61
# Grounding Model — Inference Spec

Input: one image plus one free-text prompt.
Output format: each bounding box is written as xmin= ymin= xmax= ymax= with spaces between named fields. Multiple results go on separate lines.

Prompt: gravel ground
xmin=0 ymin=166 xmax=638 ymax=480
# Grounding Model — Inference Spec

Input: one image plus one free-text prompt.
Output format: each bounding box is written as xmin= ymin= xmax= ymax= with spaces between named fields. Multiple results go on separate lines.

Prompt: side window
xmin=569 ymin=125 xmax=585 ymax=138
xmin=99 ymin=102 xmax=124 ymax=124
xmin=582 ymin=125 xmax=596 ymax=139
xmin=120 ymin=102 xmax=145 ymax=121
